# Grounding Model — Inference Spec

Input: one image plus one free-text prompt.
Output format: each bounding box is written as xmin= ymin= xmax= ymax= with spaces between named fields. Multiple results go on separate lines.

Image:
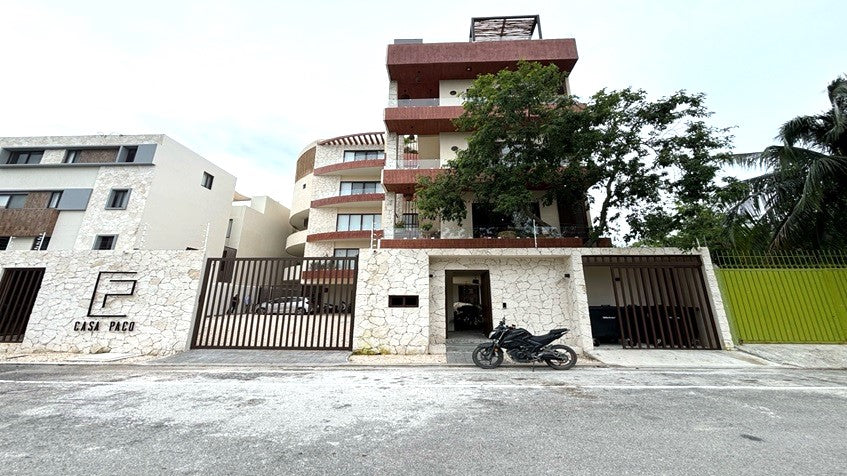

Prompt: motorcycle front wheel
xmin=544 ymin=344 xmax=577 ymax=370
xmin=472 ymin=344 xmax=504 ymax=369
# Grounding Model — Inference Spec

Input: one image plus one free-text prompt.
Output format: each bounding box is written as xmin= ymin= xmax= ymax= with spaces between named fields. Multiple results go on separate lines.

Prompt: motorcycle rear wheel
xmin=472 ymin=344 xmax=504 ymax=369
xmin=544 ymin=344 xmax=577 ymax=370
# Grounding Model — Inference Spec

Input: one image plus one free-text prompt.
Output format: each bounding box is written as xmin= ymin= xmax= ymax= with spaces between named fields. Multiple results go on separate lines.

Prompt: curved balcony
xmin=289 ymin=174 xmax=312 ymax=229
xmin=285 ymin=229 xmax=309 ymax=256
xmin=313 ymin=159 xmax=385 ymax=177
xmin=307 ymin=230 xmax=384 ymax=243
xmin=310 ymin=193 xmax=385 ymax=209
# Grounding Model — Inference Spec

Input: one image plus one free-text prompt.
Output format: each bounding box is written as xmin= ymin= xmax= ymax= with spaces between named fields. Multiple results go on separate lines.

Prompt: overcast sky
xmin=1 ymin=0 xmax=844 ymax=206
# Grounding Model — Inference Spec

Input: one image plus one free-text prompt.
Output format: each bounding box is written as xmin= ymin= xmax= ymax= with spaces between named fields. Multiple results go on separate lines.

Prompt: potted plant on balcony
xmin=420 ymin=222 xmax=436 ymax=239
xmin=497 ymin=229 xmax=518 ymax=239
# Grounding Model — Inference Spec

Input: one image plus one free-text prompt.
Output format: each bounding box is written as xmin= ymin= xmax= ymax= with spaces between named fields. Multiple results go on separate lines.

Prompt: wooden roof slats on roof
xmin=317 ymin=132 xmax=385 ymax=146
xmin=470 ymin=15 xmax=541 ymax=42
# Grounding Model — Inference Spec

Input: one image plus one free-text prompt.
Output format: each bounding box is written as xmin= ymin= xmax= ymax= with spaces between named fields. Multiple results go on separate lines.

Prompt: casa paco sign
xmin=74 ymin=271 xmax=138 ymax=333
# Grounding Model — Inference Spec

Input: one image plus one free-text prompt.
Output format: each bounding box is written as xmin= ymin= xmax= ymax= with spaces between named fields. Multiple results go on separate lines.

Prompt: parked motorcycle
xmin=472 ymin=318 xmax=577 ymax=370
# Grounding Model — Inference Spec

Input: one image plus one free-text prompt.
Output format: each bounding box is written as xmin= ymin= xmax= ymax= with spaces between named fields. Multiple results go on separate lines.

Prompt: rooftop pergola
xmin=469 ymin=15 xmax=542 ymax=42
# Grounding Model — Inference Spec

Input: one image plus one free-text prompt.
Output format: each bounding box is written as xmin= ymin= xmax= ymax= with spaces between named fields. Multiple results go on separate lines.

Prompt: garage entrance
xmin=191 ymin=257 xmax=358 ymax=350
xmin=0 ymin=268 xmax=45 ymax=343
xmin=445 ymin=270 xmax=493 ymax=338
xmin=583 ymin=255 xmax=721 ymax=349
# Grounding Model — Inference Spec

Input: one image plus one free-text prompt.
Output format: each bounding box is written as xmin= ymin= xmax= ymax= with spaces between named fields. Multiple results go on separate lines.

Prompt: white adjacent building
xmin=0 ymin=134 xmax=236 ymax=256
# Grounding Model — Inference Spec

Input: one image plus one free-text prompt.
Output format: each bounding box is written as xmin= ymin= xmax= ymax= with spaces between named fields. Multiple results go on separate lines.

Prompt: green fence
xmin=713 ymin=252 xmax=847 ymax=343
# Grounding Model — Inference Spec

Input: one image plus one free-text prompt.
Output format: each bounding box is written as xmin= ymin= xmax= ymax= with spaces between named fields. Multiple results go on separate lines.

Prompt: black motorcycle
xmin=472 ymin=318 xmax=577 ymax=370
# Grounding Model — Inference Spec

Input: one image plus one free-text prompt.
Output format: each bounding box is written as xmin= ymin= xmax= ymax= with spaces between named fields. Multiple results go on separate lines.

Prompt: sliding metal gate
xmin=584 ymin=255 xmax=721 ymax=350
xmin=191 ymin=257 xmax=358 ymax=350
xmin=0 ymin=268 xmax=46 ymax=343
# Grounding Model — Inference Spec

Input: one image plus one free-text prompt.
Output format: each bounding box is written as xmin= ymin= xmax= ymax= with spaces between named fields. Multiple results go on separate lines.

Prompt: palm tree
xmin=727 ymin=76 xmax=847 ymax=250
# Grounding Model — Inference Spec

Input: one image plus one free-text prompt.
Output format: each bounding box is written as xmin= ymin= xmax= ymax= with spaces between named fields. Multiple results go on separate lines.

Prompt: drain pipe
xmin=533 ymin=220 xmax=538 ymax=248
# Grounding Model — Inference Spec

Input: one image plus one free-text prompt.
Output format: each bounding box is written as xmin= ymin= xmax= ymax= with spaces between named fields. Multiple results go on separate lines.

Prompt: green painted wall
xmin=716 ymin=268 xmax=847 ymax=343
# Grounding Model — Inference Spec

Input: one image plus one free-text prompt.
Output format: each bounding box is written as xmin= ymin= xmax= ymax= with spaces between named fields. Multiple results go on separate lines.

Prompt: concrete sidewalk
xmin=585 ymin=348 xmax=777 ymax=368
xmin=738 ymin=344 xmax=847 ymax=369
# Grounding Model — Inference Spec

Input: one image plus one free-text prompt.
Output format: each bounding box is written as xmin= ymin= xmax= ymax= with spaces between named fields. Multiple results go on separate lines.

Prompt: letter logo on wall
xmin=87 ymin=271 xmax=138 ymax=318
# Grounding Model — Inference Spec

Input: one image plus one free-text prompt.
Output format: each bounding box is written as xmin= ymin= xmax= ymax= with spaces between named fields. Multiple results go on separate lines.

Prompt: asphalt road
xmin=1 ymin=364 xmax=845 ymax=475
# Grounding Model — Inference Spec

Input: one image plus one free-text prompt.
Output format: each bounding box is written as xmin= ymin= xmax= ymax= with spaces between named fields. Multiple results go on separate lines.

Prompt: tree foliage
xmin=724 ymin=76 xmax=847 ymax=250
xmin=415 ymin=62 xmax=733 ymax=247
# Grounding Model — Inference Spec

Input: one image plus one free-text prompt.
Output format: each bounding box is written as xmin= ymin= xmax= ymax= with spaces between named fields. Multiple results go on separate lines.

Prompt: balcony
xmin=380 ymin=223 xmax=609 ymax=249
xmin=310 ymin=193 xmax=385 ymax=209
xmin=307 ymin=230 xmax=384 ymax=243
xmin=313 ymin=159 xmax=385 ymax=177
xmin=0 ymin=208 xmax=60 ymax=236
xmin=285 ymin=229 xmax=309 ymax=256
xmin=384 ymin=104 xmax=464 ymax=135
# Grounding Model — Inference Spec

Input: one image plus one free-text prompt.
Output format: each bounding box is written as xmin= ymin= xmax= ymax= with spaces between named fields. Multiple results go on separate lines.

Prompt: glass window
xmin=349 ymin=214 xmax=362 ymax=231
xmin=339 ymin=182 xmax=352 ymax=195
xmin=7 ymin=150 xmax=44 ymax=165
xmin=106 ymin=189 xmax=130 ymax=209
xmin=65 ymin=150 xmax=81 ymax=163
xmin=0 ymin=195 xmax=8 ymax=208
xmin=93 ymin=235 xmax=116 ymax=250
xmin=337 ymin=214 xmax=350 ymax=231
xmin=3 ymin=194 xmax=26 ymax=209
xmin=0 ymin=236 xmax=9 ymax=250
xmin=361 ymin=214 xmax=373 ymax=231
xmin=48 ymin=191 xmax=62 ymax=208
xmin=333 ymin=248 xmax=359 ymax=258
xmin=201 ymin=172 xmax=214 ymax=189
xmin=343 ymin=150 xmax=385 ymax=162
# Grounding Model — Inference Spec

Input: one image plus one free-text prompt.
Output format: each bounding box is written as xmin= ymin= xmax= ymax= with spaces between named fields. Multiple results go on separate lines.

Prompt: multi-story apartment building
xmin=289 ymin=16 xmax=590 ymax=264
xmin=226 ymin=194 xmax=293 ymax=258
xmin=0 ymin=134 xmax=236 ymax=256
xmin=286 ymin=133 xmax=386 ymax=259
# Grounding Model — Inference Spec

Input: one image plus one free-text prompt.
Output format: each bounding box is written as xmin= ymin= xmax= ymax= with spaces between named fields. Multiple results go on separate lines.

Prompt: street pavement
xmin=0 ymin=364 xmax=845 ymax=475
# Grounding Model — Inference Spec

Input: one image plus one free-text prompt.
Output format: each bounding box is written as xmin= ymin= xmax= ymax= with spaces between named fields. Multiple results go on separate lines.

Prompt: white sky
xmin=1 ymin=0 xmax=844 ymax=207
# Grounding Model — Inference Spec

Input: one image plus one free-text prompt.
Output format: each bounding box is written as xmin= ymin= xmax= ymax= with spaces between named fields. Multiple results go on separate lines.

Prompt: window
xmin=333 ymin=248 xmax=360 ymax=258
xmin=48 ymin=191 xmax=62 ymax=209
xmin=93 ymin=235 xmax=116 ymax=250
xmin=106 ymin=189 xmax=130 ymax=209
xmin=339 ymin=181 xmax=380 ymax=196
xmin=388 ymin=295 xmax=419 ymax=308
xmin=64 ymin=150 xmax=81 ymax=163
xmin=202 ymin=172 xmax=214 ymax=189
xmin=6 ymin=150 xmax=44 ymax=165
xmin=123 ymin=147 xmax=137 ymax=163
xmin=343 ymin=150 xmax=385 ymax=162
xmin=0 ymin=194 xmax=27 ymax=209
xmin=226 ymin=219 xmax=234 ymax=238
xmin=31 ymin=236 xmax=50 ymax=251
xmin=0 ymin=237 xmax=9 ymax=250
xmin=336 ymin=214 xmax=381 ymax=231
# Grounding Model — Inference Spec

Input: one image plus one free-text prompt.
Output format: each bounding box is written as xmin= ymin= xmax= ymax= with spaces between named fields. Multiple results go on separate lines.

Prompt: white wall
xmin=439 ymin=132 xmax=470 ymax=165
xmin=0 ymin=249 xmax=205 ymax=355
xmin=140 ymin=136 xmax=236 ymax=256
xmin=439 ymin=79 xmax=473 ymax=105
xmin=227 ymin=196 xmax=292 ymax=258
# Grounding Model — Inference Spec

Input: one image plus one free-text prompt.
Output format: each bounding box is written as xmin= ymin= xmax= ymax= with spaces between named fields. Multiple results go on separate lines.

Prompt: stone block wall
xmin=0 ymin=249 xmax=205 ymax=355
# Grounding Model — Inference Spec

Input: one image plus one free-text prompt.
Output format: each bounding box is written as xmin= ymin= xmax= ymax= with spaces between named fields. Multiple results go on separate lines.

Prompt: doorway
xmin=445 ymin=270 xmax=492 ymax=339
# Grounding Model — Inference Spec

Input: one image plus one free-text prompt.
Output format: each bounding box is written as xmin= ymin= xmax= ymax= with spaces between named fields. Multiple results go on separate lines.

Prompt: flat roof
xmin=470 ymin=15 xmax=541 ymax=42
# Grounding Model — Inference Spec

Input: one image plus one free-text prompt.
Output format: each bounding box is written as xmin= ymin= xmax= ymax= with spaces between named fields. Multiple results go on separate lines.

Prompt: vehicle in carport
xmin=255 ymin=297 xmax=310 ymax=315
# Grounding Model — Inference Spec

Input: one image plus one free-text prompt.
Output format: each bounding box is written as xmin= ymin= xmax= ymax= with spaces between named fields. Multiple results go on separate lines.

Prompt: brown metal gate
xmin=583 ymin=255 xmax=721 ymax=350
xmin=0 ymin=268 xmax=46 ymax=343
xmin=191 ymin=257 xmax=358 ymax=350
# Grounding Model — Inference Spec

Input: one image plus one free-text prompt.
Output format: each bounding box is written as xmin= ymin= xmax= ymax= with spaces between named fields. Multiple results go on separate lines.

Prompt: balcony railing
xmin=392 ymin=97 xmax=463 ymax=107
xmin=397 ymin=156 xmax=441 ymax=169
xmin=393 ymin=227 xmax=441 ymax=239
xmin=472 ymin=224 xmax=590 ymax=239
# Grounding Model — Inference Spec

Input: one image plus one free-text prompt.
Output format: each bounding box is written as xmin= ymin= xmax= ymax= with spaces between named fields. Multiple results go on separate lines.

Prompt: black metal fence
xmin=0 ymin=268 xmax=45 ymax=343
xmin=191 ymin=257 xmax=358 ymax=350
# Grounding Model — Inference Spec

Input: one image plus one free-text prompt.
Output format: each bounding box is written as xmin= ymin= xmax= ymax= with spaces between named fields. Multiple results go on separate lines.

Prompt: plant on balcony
xmin=414 ymin=61 xmax=734 ymax=249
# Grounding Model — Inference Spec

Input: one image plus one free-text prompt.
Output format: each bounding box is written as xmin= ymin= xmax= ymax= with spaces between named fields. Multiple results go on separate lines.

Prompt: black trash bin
xmin=589 ymin=305 xmax=620 ymax=346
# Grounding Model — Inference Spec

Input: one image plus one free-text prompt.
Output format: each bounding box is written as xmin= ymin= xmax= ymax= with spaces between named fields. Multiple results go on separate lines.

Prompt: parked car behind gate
xmin=255 ymin=297 xmax=310 ymax=315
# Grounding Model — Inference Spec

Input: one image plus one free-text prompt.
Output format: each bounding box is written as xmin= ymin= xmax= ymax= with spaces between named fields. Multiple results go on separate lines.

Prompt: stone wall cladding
xmin=0 ymin=249 xmax=204 ymax=355
xmin=352 ymin=247 xmax=732 ymax=355
xmin=429 ymin=255 xmax=586 ymax=353
xmin=352 ymin=248 xmax=430 ymax=354
xmin=73 ymin=167 xmax=155 ymax=250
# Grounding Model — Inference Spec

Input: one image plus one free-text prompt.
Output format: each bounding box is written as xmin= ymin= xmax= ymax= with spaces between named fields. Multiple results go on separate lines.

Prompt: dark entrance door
xmin=0 ymin=268 xmax=46 ymax=343
xmin=445 ymin=270 xmax=493 ymax=337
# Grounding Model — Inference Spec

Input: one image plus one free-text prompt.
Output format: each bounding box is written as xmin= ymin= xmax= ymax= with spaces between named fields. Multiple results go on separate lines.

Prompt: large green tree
xmin=415 ymin=62 xmax=733 ymax=247
xmin=726 ymin=76 xmax=847 ymax=250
